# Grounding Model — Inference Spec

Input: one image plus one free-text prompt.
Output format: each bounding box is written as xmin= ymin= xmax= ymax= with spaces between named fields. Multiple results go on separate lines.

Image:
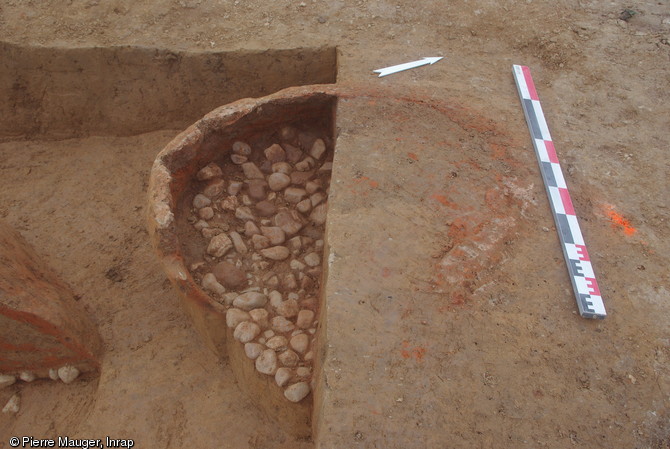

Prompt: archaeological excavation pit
xmin=148 ymin=84 xmax=536 ymax=443
xmin=148 ymin=88 xmax=337 ymax=436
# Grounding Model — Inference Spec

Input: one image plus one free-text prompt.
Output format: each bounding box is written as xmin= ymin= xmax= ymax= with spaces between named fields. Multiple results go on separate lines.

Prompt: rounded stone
xmin=207 ymin=234 xmax=233 ymax=257
xmin=272 ymin=162 xmax=292 ymax=175
xmin=275 ymin=367 xmax=293 ymax=387
xmin=296 ymin=309 xmax=315 ymax=329
xmin=284 ymin=187 xmax=307 ymax=204
xmin=278 ymin=349 xmax=299 ymax=367
xmin=274 ymin=209 xmax=304 ymax=236
xmin=0 ymin=374 xmax=16 ymax=389
xmin=255 ymin=200 xmax=277 ymax=217
xmin=290 ymin=169 xmax=314 ymax=185
xmin=247 ymin=179 xmax=267 ymax=201
xmin=283 ymin=273 xmax=298 ymax=290
xmin=229 ymin=231 xmax=248 ymax=254
xmin=296 ymin=366 xmax=311 ymax=378
xmin=228 ymin=181 xmax=243 ymax=196
xmin=255 ymin=349 xmax=278 ymax=375
xmin=318 ymin=162 xmax=333 ymax=172
xmin=58 ymin=365 xmax=80 ymax=384
xmin=193 ymin=193 xmax=212 ymax=208
xmin=290 ymin=259 xmax=306 ymax=271
xmin=193 ymin=220 xmax=209 ymax=231
xmin=231 ymin=154 xmax=248 ymax=164
xmin=305 ymin=180 xmax=321 ymax=194
xmin=198 ymin=206 xmax=214 ymax=220
xmin=272 ymin=316 xmax=295 ymax=333
xmin=260 ymin=246 xmax=290 ymax=261
xmin=19 ymin=372 xmax=35 ymax=383
xmin=251 ymin=234 xmax=271 ymax=249
xmin=304 ymin=252 xmax=321 ymax=267
xmin=232 ymin=141 xmax=252 ymax=156
xmin=242 ymin=162 xmax=264 ymax=180
xmin=226 ymin=308 xmax=251 ymax=328
xmin=290 ymin=333 xmax=310 ymax=354
xmin=266 ymin=335 xmax=288 ymax=350
xmin=268 ymin=172 xmax=291 ymax=191
xmin=309 ymin=203 xmax=328 ymax=226
xmin=265 ymin=276 xmax=279 ymax=289
xmin=197 ymin=162 xmax=223 ymax=181
xmin=284 ymin=382 xmax=310 ymax=402
xmin=221 ymin=195 xmax=239 ymax=211
xmin=261 ymin=226 xmax=286 ymax=245
xmin=296 ymin=199 xmax=312 ymax=214
xmin=269 ymin=290 xmax=283 ymax=308
xmin=245 ymin=221 xmax=261 ymax=236
xmin=2 ymin=394 xmax=20 ymax=414
xmin=201 ymin=273 xmax=226 ymax=295
xmin=212 ymin=262 xmax=246 ymax=288
xmin=300 ymin=276 xmax=314 ymax=290
xmin=310 ymin=138 xmax=327 ymax=160
xmin=245 ymin=342 xmax=264 ymax=360
xmin=287 ymin=236 xmax=302 ymax=252
xmin=202 ymin=228 xmax=223 ymax=239
xmin=233 ymin=292 xmax=268 ymax=311
xmin=295 ymin=157 xmax=316 ymax=172
xmin=234 ymin=321 xmax=261 ymax=343
xmin=204 ymin=178 xmax=226 ymax=198
xmin=235 ymin=206 xmax=255 ymax=221
xmin=241 ymin=194 xmax=253 ymax=206
xmin=283 ymin=143 xmax=303 ymax=163
xmin=277 ymin=298 xmax=299 ymax=318
xmin=264 ymin=143 xmax=286 ymax=163
xmin=249 ymin=308 xmax=270 ymax=328
xmin=310 ymin=192 xmax=326 ymax=207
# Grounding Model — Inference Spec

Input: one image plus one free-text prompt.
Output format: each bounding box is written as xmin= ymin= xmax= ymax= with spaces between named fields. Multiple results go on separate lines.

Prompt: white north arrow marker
xmin=373 ymin=56 xmax=443 ymax=77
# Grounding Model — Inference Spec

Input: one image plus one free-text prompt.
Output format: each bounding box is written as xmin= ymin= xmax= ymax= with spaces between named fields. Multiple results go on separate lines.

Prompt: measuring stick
xmin=512 ymin=65 xmax=606 ymax=319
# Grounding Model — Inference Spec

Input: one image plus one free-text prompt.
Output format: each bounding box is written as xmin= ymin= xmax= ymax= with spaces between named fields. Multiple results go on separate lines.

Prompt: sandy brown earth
xmin=0 ymin=0 xmax=669 ymax=448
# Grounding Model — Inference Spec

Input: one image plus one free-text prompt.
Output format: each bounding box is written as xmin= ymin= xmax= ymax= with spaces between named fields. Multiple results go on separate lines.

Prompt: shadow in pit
xmin=0 ymin=41 xmax=337 ymax=140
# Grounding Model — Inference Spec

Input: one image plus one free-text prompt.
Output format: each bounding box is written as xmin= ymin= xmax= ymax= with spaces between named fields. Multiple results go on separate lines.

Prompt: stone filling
xmin=187 ymin=126 xmax=330 ymax=403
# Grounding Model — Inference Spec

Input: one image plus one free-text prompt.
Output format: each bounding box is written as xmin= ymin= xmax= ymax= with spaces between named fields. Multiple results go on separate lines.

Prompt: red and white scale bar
xmin=513 ymin=65 xmax=606 ymax=319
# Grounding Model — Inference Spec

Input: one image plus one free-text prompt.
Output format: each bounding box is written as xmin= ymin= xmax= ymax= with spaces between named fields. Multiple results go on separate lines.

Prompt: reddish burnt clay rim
xmin=329 ymin=83 xmax=533 ymax=306
xmin=0 ymin=220 xmax=102 ymax=376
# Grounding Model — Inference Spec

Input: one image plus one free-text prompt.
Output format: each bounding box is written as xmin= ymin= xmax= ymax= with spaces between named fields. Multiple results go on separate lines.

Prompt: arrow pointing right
xmin=373 ymin=56 xmax=443 ymax=77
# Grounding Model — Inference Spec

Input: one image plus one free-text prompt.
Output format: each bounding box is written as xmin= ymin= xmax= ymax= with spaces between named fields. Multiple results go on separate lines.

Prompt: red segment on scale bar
xmin=521 ymin=66 xmax=539 ymax=100
xmin=544 ymin=140 xmax=559 ymax=163
xmin=585 ymin=277 xmax=601 ymax=296
xmin=575 ymin=244 xmax=590 ymax=261
xmin=558 ymin=188 xmax=576 ymax=216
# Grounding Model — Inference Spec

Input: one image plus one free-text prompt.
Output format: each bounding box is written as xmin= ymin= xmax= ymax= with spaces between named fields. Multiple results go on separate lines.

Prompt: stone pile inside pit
xmin=186 ymin=125 xmax=331 ymax=403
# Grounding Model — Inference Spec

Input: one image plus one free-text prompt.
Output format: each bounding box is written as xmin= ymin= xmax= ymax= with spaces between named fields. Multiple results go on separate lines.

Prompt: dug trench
xmin=0 ymin=43 xmax=338 ymax=447
xmin=149 ymin=84 xmax=536 ymax=443
xmin=2 ymin=41 xmax=538 ymax=446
